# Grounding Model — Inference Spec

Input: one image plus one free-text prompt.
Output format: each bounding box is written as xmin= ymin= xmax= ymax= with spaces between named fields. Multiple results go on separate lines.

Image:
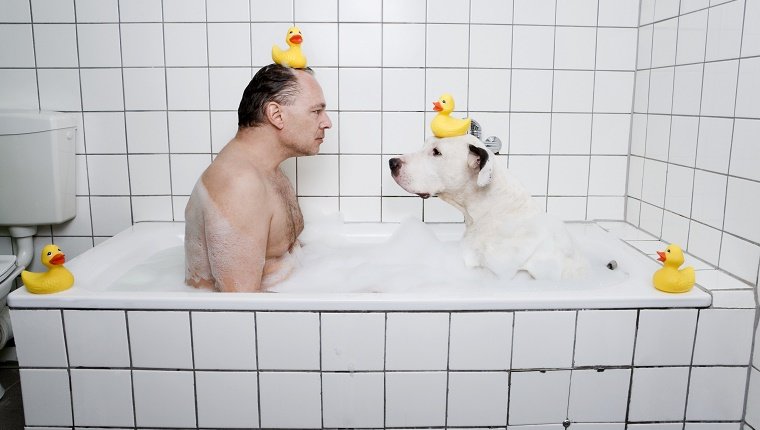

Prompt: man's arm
xmin=203 ymin=175 xmax=272 ymax=292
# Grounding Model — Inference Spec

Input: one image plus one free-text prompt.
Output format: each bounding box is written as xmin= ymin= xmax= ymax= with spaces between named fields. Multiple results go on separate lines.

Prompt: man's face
xmin=281 ymin=71 xmax=332 ymax=156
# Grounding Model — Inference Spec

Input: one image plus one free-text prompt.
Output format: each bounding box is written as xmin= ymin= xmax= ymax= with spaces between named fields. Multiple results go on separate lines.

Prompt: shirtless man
xmin=184 ymin=64 xmax=332 ymax=292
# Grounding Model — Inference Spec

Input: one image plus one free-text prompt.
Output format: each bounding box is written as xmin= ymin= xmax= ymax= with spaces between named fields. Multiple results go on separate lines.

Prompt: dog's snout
xmin=389 ymin=157 xmax=403 ymax=176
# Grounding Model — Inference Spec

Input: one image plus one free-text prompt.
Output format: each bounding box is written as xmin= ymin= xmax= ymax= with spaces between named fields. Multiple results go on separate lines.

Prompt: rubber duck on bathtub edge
xmin=652 ymin=244 xmax=695 ymax=294
xmin=21 ymin=244 xmax=75 ymax=294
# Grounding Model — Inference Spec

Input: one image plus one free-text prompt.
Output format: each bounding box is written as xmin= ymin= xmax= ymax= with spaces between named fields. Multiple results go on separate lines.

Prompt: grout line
xmin=116 ymin=0 xmax=135 ymax=228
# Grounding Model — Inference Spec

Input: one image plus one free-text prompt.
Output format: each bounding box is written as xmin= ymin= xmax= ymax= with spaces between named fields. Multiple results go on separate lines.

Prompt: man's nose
xmin=322 ymin=113 xmax=332 ymax=129
xmin=389 ymin=158 xmax=403 ymax=176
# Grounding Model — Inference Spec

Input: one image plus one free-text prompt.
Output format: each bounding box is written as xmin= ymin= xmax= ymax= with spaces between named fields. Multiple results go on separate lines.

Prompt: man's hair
xmin=237 ymin=64 xmax=313 ymax=129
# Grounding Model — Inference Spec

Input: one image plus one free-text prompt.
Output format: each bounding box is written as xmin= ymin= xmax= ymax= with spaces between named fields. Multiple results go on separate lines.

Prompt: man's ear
xmin=468 ymin=144 xmax=493 ymax=187
xmin=265 ymin=102 xmax=285 ymax=130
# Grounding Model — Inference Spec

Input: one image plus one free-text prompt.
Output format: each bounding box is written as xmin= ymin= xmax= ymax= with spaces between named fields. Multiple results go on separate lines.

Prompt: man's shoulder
xmin=202 ymin=161 xmax=268 ymax=201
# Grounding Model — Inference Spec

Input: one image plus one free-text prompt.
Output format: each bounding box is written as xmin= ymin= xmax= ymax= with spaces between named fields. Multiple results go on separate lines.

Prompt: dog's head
xmin=389 ymin=134 xmax=494 ymax=199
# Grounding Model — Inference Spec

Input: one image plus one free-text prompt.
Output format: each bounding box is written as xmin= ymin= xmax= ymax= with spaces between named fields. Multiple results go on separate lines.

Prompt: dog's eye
xmin=432 ymin=148 xmax=441 ymax=156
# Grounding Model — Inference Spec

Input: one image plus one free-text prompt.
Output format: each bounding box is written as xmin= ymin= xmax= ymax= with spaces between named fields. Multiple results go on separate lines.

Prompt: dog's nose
xmin=389 ymin=158 xmax=402 ymax=176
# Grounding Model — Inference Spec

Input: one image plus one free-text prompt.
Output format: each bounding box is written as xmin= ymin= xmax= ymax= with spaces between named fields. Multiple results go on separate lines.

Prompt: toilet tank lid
xmin=0 ymin=110 xmax=78 ymax=135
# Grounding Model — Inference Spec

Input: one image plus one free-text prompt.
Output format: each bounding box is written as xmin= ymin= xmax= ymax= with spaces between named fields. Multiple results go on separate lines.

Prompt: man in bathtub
xmin=184 ymin=64 xmax=332 ymax=292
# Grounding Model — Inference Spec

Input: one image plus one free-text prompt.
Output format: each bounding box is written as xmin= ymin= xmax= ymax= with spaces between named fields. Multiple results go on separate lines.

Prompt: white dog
xmin=389 ymin=134 xmax=587 ymax=280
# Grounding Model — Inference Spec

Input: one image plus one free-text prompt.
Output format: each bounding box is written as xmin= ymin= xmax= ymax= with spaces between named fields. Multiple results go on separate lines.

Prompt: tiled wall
xmin=626 ymin=0 xmax=760 ymax=285
xmin=9 ymin=302 xmax=757 ymax=429
xmin=0 ymin=0 xmax=639 ymax=262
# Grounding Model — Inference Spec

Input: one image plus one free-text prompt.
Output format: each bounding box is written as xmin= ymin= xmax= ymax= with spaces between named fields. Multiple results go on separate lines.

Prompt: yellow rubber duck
xmin=431 ymin=93 xmax=471 ymax=138
xmin=652 ymin=244 xmax=695 ymax=293
xmin=21 ymin=244 xmax=74 ymax=294
xmin=272 ymin=26 xmax=307 ymax=69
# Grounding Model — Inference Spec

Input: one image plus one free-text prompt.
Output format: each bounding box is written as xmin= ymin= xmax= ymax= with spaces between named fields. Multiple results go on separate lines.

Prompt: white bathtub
xmin=8 ymin=220 xmax=711 ymax=310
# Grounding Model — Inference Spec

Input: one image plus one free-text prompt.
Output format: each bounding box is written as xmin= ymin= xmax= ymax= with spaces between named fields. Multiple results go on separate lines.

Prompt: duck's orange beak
xmin=50 ymin=253 xmax=66 ymax=265
xmin=657 ymin=251 xmax=666 ymax=262
xmin=289 ymin=34 xmax=302 ymax=44
xmin=433 ymin=101 xmax=443 ymax=112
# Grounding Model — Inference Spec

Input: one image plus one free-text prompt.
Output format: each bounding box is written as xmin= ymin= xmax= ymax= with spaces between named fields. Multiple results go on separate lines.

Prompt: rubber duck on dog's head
xmin=431 ymin=93 xmax=471 ymax=138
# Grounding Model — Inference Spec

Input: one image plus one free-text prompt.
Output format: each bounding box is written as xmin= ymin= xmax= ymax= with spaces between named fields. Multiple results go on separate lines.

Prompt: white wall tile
xmin=555 ymin=27 xmax=596 ymax=70
xmin=297 ymin=155 xmax=339 ymax=196
xmin=206 ymin=0 xmax=248 ymax=21
xmin=470 ymin=69 xmax=511 ymax=112
xmin=83 ymin=112 xmax=126 ymax=154
xmin=37 ymin=69 xmax=81 ymax=111
xmin=382 ymin=197 xmax=423 ymax=221
xmin=295 ymin=0 xmax=337 ymax=22
xmin=596 ymin=28 xmax=638 ymax=70
xmin=724 ymin=177 xmax=760 ymax=245
xmin=80 ymin=68 xmax=124 ymax=111
xmin=168 ymin=112 xmax=211 ymax=153
xmin=594 ymin=72 xmax=634 ymax=113
xmin=509 ymin=370 xmax=571 ymax=425
xmin=383 ymin=68 xmax=426 ymax=112
xmin=166 ymin=68 xmax=209 ymax=110
xmin=322 ymin=372 xmax=384 ymax=428
xmin=574 ymin=310 xmax=636 ymax=366
xmin=513 ymin=0 xmax=556 ymax=25
xmin=386 ymin=312 xmax=449 ymax=370
xmin=693 ymin=308 xmax=756 ymax=365
xmin=512 ymin=26 xmax=555 ymax=69
xmin=635 ymin=309 xmax=697 ymax=366
xmin=385 ymin=372 xmax=447 ymax=427
xmin=120 ymin=24 xmax=163 ymax=67
xmin=651 ymin=18 xmax=678 ymax=68
xmin=637 ymin=26 xmax=653 ymax=70
xmin=512 ymin=70 xmax=554 ymax=112
xmin=449 ymin=312 xmax=513 ymax=370
xmin=31 ymin=0 xmax=74 ymax=22
xmin=2 ymin=0 xmax=32 ymax=22
xmin=426 ymin=68 xmax=470 ymax=112
xmin=629 ymin=367 xmax=690 ymax=421
xmin=591 ymin=114 xmax=631 ymax=155
xmin=427 ymin=0 xmax=469 ymax=23
xmin=209 ymin=67 xmax=251 ymax=110
xmin=382 ymin=24 xmax=425 ymax=67
xmin=510 ymin=113 xmax=551 ymax=154
xmin=447 ymin=372 xmax=510 ymax=426
xmin=736 ymin=57 xmax=760 ymax=119
xmin=729 ymin=119 xmax=760 ymax=181
xmin=686 ymin=366 xmax=748 ymax=420
xmin=123 ymin=68 xmax=166 ymax=111
xmin=647 ymin=67 xmax=674 ymax=115
xmin=691 ymin=169 xmax=727 ymax=229
xmin=383 ymin=0 xmax=426 ymax=22
xmin=119 ymin=0 xmax=162 ymax=22
xmin=705 ymin=0 xmax=744 ymax=61
xmin=70 ymin=369 xmax=133 ymax=427
xmin=256 ymin=311 xmax=320 ymax=370
xmin=195 ymin=371 xmax=258 ymax=428
xmin=251 ymin=0 xmax=292 ymax=21
xmin=677 ymin=9 xmax=708 ymax=64
xmin=339 ymin=23 xmax=381 ymax=67
xmin=64 ymin=310 xmax=129 ymax=367
xmin=133 ymin=370 xmax=195 ymax=428
xmin=587 ymin=196 xmax=625 ymax=219
xmin=426 ymin=24 xmax=469 ymax=68
xmin=551 ymin=114 xmax=592 ymax=154
xmin=512 ymin=311 xmax=575 ymax=369
xmin=10 ymin=310 xmax=68 ymax=367
xmin=87 ymin=155 xmax=130 ymax=195
xmin=132 ymin=196 xmax=172 ymax=221
xmin=644 ymin=114 xmax=670 ymax=161
xmin=669 ymin=115 xmax=699 ymax=167
xmin=744 ymin=0 xmax=760 ymax=56
xmin=747 ymin=367 xmax=760 ymax=428
xmin=296 ymin=23 xmax=339 ymax=67
xmin=208 ymin=23 xmax=251 ymax=67
xmin=128 ymin=311 xmax=193 ymax=369
xmin=470 ymin=25 xmax=511 ymax=68
xmin=164 ymin=23 xmax=207 ymax=66
xmin=719 ymin=233 xmax=760 ymax=282
xmin=556 ymin=0 xmax=597 ymax=26
xmin=696 ymin=117 xmax=733 ymax=174
xmin=192 ymin=311 xmax=256 ymax=370
xmin=553 ymin=71 xmax=594 ymax=113
xmin=20 ymin=369 xmax=72 ymax=426
xmin=32 ymin=24 xmax=78 ymax=68
xmin=672 ymin=64 xmax=704 ymax=116
xmin=664 ymin=164 xmax=694 ymax=217
xmin=171 ymin=154 xmax=210 ymax=195
xmin=259 ymin=371 xmax=322 ymax=428
xmin=688 ymin=219 xmax=722 ymax=265
xmin=700 ymin=59 xmax=739 ymax=117
xmin=75 ymin=0 xmax=118 ymax=22
xmin=568 ymin=369 xmax=631 ymax=422
xmin=339 ymin=68 xmax=381 ymax=111
xmin=77 ymin=24 xmax=120 ymax=67
xmin=424 ymin=196 xmax=465 ymax=222
xmin=547 ymin=156 xmax=589 ymax=196
xmin=321 ymin=312 xmax=385 ymax=371
xmin=90 ymin=196 xmax=132 ymax=236
xmin=382 ymin=113 xmax=425 ymax=154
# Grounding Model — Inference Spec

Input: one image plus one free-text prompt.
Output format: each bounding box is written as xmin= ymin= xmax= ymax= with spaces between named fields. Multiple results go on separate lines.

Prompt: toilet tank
xmin=0 ymin=110 xmax=77 ymax=226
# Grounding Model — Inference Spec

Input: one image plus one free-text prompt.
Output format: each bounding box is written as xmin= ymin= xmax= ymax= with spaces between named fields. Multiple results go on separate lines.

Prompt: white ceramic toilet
xmin=0 ymin=110 xmax=77 ymax=371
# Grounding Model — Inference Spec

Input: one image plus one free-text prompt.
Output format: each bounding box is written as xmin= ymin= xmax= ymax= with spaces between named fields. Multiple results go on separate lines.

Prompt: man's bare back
xmin=184 ymin=65 xmax=331 ymax=292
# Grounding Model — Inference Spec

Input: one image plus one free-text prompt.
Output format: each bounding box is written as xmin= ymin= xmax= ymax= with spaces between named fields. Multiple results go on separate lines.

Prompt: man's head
xmin=238 ymin=64 xmax=332 ymax=156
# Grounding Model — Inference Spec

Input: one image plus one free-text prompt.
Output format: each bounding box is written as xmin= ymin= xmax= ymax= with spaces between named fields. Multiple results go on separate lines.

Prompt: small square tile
xmin=10 ymin=309 xmax=68 ymax=367
xmin=470 ymin=69 xmax=511 ymax=112
xmin=132 ymin=196 xmax=173 ymax=222
xmin=3 ymin=0 xmax=31 ymax=22
xmin=628 ymin=367 xmax=689 ymax=421
xmin=594 ymin=72 xmax=634 ymax=113
xmin=340 ymin=112 xmax=381 ymax=153
xmin=206 ymin=0 xmax=248 ymax=21
xmin=718 ymin=233 xmax=760 ymax=282
xmin=64 ymin=310 xmax=129 ymax=367
xmin=133 ymin=370 xmax=195 ymax=428
xmin=84 ymin=112 xmax=126 ymax=154
xmin=0 ymin=69 xmax=38 ymax=109
xmin=746 ymin=367 xmax=760 ymax=427
xmin=123 ymin=67 xmax=166 ymax=111
xmin=512 ymin=312 xmax=576 ymax=369
xmin=256 ymin=312 xmax=320 ymax=370
xmin=163 ymin=0 xmax=205 ymax=21
xmin=554 ymin=27 xmax=596 ymax=70
xmin=471 ymin=0 xmax=513 ymax=24
xmin=686 ymin=366 xmax=748 ymax=420
xmin=294 ymin=0 xmax=337 ymax=21
xmin=385 ymin=372 xmax=447 ymax=427
xmin=693 ymin=308 xmax=755 ymax=365
xmin=449 ymin=312 xmax=513 ymax=370
xmin=208 ymin=23 xmax=250 ymax=67
xmin=447 ymin=372 xmax=509 ymax=426
xmin=383 ymin=24 xmax=425 ymax=67
xmin=164 ymin=23 xmax=207 ymax=66
xmin=514 ymin=0 xmax=555 ymax=25
xmin=509 ymin=370 xmax=571 ymax=425
xmin=20 ymin=369 xmax=72 ymax=426
xmin=551 ymin=114 xmax=592 ymax=154
xmin=383 ymin=68 xmax=426 ymax=112
xmin=128 ymin=311 xmax=193 ymax=369
xmin=705 ymin=0 xmax=744 ymax=61
xmin=259 ymin=372 xmax=322 ymax=428
xmin=77 ymin=23 xmax=120 ymax=67
xmin=340 ymin=155 xmax=381 ymax=196
xmin=168 ymin=111 xmax=211 ymax=153
xmin=574 ymin=310 xmax=636 ymax=367
xmin=37 ymin=69 xmax=81 ymax=111
xmin=672 ymin=64 xmax=704 ymax=116
xmin=119 ymin=0 xmax=162 ymax=22
xmin=701 ymin=59 xmax=739 ymax=117
xmin=511 ymin=70 xmax=554 ymax=112
xmin=31 ymin=24 xmax=77 ymax=67
xmin=209 ymin=67 xmax=252 ymax=110
xmin=386 ymin=313 xmax=449 ymax=370
xmin=70 ymin=369 xmax=133 ymax=427
xmin=548 ymin=156 xmax=589 ymax=196
xmin=75 ymin=0 xmax=118 ymax=21
xmin=166 ymin=68 xmax=210 ymax=110
xmin=512 ymin=25 xmax=555 ymax=69
xmin=322 ymin=372 xmax=384 ymax=428
xmin=596 ymin=28 xmax=638 ymax=70
xmin=192 ymin=311 xmax=257 ymax=370
xmin=128 ymin=154 xmax=171 ymax=195
xmin=120 ymin=23 xmax=163 ymax=67
xmin=553 ymin=71 xmax=594 ymax=113
xmin=88 ymin=156 xmax=130 ymax=196
xmin=635 ymin=309 xmax=697 ymax=366
xmin=568 ymin=369 xmax=631 ymax=422
xmin=196 ymin=371 xmax=259 ymax=428
xmin=321 ymin=312 xmax=385 ymax=371
xmin=90 ymin=196 xmax=133 ymax=236
xmin=470 ymin=24 xmax=511 ymax=68
xmin=339 ymin=23 xmax=381 ymax=67
xmin=651 ymin=19 xmax=678 ymax=68
xmin=427 ymin=24 xmax=470 ymax=68
xmin=80 ymin=68 xmax=124 ymax=111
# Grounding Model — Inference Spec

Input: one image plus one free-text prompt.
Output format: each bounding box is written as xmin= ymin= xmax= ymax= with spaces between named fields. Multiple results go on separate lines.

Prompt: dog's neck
xmin=438 ymin=163 xmax=538 ymax=226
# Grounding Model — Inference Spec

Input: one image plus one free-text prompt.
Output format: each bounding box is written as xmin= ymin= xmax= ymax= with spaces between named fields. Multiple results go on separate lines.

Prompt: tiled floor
xmin=0 ymin=346 xmax=24 ymax=430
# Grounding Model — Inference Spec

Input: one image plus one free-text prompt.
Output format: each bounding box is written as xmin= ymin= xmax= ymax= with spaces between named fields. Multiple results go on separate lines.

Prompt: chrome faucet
xmin=469 ymin=119 xmax=502 ymax=154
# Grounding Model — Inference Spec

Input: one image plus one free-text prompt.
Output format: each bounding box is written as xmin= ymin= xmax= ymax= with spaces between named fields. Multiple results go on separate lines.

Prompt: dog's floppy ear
xmin=468 ymin=144 xmax=493 ymax=187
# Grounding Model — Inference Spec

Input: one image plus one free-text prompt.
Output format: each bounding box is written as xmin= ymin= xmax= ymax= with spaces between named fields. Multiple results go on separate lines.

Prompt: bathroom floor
xmin=0 ymin=346 xmax=24 ymax=430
